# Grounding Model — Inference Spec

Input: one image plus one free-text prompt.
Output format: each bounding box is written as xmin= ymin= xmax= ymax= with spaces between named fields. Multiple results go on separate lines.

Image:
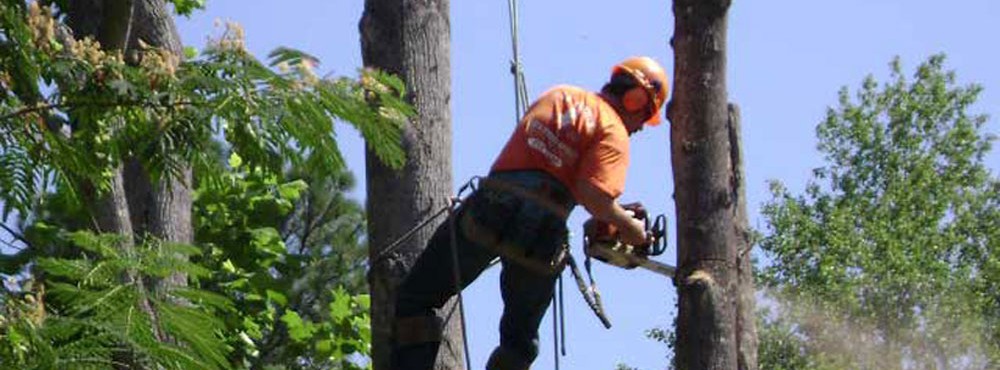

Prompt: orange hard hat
xmin=611 ymin=56 xmax=669 ymax=125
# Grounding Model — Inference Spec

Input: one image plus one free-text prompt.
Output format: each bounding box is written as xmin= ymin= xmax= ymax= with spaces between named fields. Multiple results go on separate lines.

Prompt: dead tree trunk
xmin=666 ymin=0 xmax=747 ymax=369
xmin=359 ymin=1 xmax=463 ymax=369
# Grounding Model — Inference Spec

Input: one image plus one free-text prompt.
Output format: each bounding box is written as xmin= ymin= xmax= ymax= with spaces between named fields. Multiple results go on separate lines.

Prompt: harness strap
xmin=460 ymin=209 xmax=568 ymax=276
xmin=480 ymin=177 xmax=574 ymax=219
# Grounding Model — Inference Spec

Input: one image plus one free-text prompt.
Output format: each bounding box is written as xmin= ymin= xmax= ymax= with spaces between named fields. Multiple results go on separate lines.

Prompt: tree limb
xmin=1 ymin=100 xmax=197 ymax=122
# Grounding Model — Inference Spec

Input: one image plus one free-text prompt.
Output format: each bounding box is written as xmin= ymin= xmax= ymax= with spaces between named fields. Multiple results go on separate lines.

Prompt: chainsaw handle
xmin=648 ymin=214 xmax=667 ymax=256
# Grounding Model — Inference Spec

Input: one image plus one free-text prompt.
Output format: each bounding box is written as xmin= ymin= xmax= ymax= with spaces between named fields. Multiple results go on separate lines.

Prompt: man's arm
xmin=575 ymin=179 xmax=648 ymax=246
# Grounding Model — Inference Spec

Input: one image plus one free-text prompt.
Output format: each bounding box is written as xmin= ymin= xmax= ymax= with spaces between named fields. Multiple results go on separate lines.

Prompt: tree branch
xmin=1 ymin=100 xmax=198 ymax=122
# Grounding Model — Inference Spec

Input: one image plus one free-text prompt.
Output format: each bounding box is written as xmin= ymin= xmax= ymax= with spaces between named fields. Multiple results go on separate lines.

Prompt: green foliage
xmin=1 ymin=231 xmax=232 ymax=370
xmin=0 ymin=2 xmax=409 ymax=219
xmin=2 ymin=148 xmax=374 ymax=370
xmin=1 ymin=3 xmax=396 ymax=369
xmin=758 ymin=55 xmax=1000 ymax=368
xmin=281 ymin=162 xmax=369 ymax=293
xmin=192 ymin=153 xmax=371 ymax=369
xmin=168 ymin=0 xmax=207 ymax=16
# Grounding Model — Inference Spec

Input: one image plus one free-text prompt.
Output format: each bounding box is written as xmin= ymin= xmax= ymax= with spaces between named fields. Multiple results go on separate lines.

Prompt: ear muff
xmin=622 ymin=86 xmax=650 ymax=113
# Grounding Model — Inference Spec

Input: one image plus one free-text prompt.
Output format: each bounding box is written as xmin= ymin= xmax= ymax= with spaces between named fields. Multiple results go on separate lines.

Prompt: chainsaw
xmin=582 ymin=202 xmax=675 ymax=277
xmin=564 ymin=203 xmax=675 ymax=328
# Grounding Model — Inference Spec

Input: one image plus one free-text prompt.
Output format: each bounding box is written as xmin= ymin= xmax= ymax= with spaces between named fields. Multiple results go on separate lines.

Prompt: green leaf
xmin=173 ymin=288 xmax=234 ymax=312
xmin=228 ymin=152 xmax=243 ymax=169
xmin=221 ymin=259 xmax=237 ymax=273
xmin=265 ymin=289 xmax=287 ymax=307
xmin=276 ymin=179 xmax=308 ymax=200
xmin=329 ymin=293 xmax=351 ymax=321
xmin=184 ymin=46 xmax=199 ymax=60
xmin=243 ymin=316 xmax=263 ymax=340
xmin=315 ymin=339 xmax=333 ymax=356
xmin=280 ymin=311 xmax=314 ymax=343
xmin=355 ymin=294 xmax=371 ymax=310
xmin=266 ymin=47 xmax=320 ymax=68
xmin=168 ymin=0 xmax=206 ymax=16
xmin=249 ymin=227 xmax=285 ymax=257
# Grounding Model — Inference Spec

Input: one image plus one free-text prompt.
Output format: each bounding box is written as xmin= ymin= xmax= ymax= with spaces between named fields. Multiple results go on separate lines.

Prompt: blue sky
xmin=174 ymin=1 xmax=1000 ymax=369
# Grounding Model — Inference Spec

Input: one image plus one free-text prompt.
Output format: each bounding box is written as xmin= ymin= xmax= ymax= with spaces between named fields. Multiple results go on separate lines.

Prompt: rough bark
xmin=74 ymin=0 xmax=190 ymax=285
xmin=667 ymin=0 xmax=739 ymax=369
xmin=67 ymin=0 xmax=188 ymax=345
xmin=728 ymin=104 xmax=757 ymax=370
xmin=67 ymin=0 xmax=188 ymax=257
xmin=359 ymin=1 xmax=462 ymax=369
xmin=121 ymin=0 xmax=191 ymax=289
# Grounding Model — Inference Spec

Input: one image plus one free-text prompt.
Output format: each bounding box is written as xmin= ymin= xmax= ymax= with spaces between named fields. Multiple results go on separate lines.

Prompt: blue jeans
xmin=394 ymin=170 xmax=574 ymax=368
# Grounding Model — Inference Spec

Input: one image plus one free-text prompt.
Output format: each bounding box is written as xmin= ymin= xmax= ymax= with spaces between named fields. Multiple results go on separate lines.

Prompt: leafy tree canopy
xmin=0 ymin=2 xmax=403 ymax=368
xmin=0 ymin=0 xmax=408 ymax=219
xmin=758 ymin=55 xmax=1000 ymax=369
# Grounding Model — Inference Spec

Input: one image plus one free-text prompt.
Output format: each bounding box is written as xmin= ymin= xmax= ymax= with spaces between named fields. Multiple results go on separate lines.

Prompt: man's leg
xmin=489 ymin=257 xmax=559 ymax=370
xmin=393 ymin=205 xmax=498 ymax=370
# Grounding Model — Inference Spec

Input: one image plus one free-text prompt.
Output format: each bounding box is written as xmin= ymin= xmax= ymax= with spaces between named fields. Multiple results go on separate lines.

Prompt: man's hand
xmin=576 ymin=180 xmax=653 ymax=246
xmin=618 ymin=214 xmax=649 ymax=246
xmin=621 ymin=202 xmax=648 ymax=220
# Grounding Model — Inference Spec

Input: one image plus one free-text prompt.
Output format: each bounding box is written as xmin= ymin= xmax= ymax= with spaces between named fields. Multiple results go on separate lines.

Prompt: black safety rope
xmin=372 ymin=177 xmax=482 ymax=264
xmin=447 ymin=196 xmax=474 ymax=370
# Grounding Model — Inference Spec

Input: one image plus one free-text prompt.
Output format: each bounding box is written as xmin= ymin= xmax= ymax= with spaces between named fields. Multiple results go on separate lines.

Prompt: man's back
xmin=491 ymin=85 xmax=630 ymax=200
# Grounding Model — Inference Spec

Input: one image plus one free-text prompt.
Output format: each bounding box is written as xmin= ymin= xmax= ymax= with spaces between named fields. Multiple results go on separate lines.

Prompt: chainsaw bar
xmin=635 ymin=257 xmax=676 ymax=277
xmin=583 ymin=238 xmax=676 ymax=278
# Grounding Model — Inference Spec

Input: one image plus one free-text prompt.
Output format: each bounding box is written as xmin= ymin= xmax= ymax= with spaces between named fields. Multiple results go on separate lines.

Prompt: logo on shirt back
xmin=525 ymin=91 xmax=594 ymax=169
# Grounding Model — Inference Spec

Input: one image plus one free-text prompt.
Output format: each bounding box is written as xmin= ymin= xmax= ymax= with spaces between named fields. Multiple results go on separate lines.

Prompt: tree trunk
xmin=666 ymin=0 xmax=740 ymax=369
xmin=359 ymin=1 xmax=462 ymax=370
xmin=67 ymin=0 xmax=188 ymax=345
xmin=728 ymin=104 xmax=757 ymax=370
xmin=121 ymin=0 xmax=191 ymax=289
xmin=67 ymin=0 xmax=188 ymax=266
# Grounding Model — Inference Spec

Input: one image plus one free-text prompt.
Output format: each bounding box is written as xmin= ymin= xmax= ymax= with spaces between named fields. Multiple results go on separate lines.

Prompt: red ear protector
xmin=622 ymin=86 xmax=650 ymax=113
xmin=615 ymin=71 xmax=662 ymax=120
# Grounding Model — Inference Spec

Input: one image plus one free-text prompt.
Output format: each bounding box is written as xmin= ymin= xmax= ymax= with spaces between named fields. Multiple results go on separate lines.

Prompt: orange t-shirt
xmin=491 ymin=85 xmax=629 ymax=199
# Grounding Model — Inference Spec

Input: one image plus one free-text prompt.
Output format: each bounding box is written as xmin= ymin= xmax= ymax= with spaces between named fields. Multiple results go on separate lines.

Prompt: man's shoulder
xmin=534 ymin=85 xmax=625 ymax=135
xmin=538 ymin=85 xmax=614 ymax=112
xmin=538 ymin=84 xmax=593 ymax=100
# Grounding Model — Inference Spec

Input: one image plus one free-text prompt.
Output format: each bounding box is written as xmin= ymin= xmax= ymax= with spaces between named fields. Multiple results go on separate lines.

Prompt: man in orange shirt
xmin=392 ymin=56 xmax=669 ymax=370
